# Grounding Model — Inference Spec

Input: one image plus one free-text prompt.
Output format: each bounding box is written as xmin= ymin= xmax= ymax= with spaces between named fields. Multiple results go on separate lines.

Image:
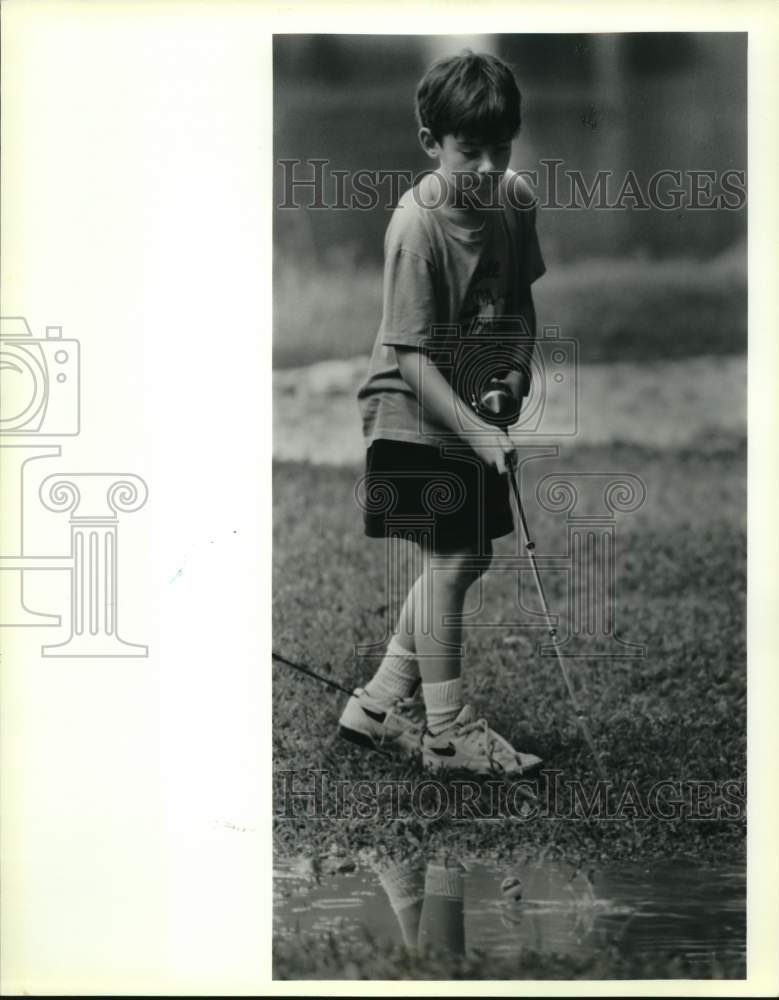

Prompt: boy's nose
xmin=477 ymin=155 xmax=495 ymax=174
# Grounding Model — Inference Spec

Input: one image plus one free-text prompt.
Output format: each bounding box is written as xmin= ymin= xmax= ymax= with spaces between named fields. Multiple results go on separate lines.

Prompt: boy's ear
xmin=417 ymin=127 xmax=440 ymax=160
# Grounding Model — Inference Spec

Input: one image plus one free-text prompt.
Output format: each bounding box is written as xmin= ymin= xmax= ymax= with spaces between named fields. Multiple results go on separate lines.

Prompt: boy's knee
xmin=431 ymin=542 xmax=492 ymax=589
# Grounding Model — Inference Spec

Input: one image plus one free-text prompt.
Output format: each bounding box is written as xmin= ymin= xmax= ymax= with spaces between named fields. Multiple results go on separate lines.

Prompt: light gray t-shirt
xmin=356 ymin=169 xmax=546 ymax=449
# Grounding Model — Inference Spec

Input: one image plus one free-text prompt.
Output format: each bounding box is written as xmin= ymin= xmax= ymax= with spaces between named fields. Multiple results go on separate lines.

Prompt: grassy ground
xmin=272 ymin=435 xmax=746 ymax=866
xmin=273 ymin=244 xmax=746 ymax=369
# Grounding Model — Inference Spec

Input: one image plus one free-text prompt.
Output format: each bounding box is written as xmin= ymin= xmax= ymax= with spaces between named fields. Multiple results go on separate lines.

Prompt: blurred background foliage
xmin=273 ymin=34 xmax=746 ymax=368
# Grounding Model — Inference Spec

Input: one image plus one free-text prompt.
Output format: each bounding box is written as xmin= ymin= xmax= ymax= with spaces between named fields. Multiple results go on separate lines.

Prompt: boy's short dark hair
xmin=414 ymin=49 xmax=522 ymax=143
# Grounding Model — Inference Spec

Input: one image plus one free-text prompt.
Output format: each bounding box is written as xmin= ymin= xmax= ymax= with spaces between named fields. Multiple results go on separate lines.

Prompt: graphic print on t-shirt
xmin=448 ymin=215 xmax=518 ymax=405
xmin=459 ymin=216 xmax=512 ymax=331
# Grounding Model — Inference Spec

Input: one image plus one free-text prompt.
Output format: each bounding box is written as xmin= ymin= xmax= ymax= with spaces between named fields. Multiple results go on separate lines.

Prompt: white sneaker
xmin=422 ymin=705 xmax=543 ymax=777
xmin=338 ymin=687 xmax=424 ymax=754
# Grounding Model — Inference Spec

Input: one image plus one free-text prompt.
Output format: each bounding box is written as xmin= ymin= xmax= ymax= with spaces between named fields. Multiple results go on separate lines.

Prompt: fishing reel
xmin=469 ymin=377 xmax=523 ymax=429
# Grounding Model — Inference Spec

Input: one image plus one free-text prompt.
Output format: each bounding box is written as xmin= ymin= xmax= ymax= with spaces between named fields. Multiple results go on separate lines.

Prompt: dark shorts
xmin=358 ymin=438 xmax=514 ymax=553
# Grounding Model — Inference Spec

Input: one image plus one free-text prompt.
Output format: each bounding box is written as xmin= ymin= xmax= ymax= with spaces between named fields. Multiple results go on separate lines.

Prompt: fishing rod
xmin=272 ymin=650 xmax=355 ymax=697
xmin=475 ymin=380 xmax=609 ymax=784
xmin=506 ymin=452 xmax=608 ymax=784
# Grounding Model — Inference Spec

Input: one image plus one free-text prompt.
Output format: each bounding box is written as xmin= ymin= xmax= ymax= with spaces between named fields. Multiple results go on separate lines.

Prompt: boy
xmin=339 ymin=50 xmax=545 ymax=776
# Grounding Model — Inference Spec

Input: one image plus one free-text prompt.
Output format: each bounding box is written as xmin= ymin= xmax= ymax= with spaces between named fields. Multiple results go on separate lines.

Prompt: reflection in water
xmin=274 ymin=854 xmax=745 ymax=977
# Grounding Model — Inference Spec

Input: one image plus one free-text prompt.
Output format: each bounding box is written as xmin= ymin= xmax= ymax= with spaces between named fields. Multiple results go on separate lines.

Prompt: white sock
xmin=422 ymin=677 xmax=463 ymax=735
xmin=364 ymin=636 xmax=419 ymax=706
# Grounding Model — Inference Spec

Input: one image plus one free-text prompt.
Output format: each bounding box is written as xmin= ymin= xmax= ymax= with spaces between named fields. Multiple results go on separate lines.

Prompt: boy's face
xmin=419 ymin=129 xmax=514 ymax=207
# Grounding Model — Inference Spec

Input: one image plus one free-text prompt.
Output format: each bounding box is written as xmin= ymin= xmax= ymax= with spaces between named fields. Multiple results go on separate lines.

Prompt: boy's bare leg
xmin=392 ymin=571 xmax=428 ymax=654
xmin=364 ymin=542 xmax=485 ymax=716
xmin=361 ymin=541 xmax=425 ymax=705
xmin=414 ymin=543 xmax=491 ymax=732
xmin=416 ymin=554 xmax=467 ymax=683
xmin=415 ymin=545 xmax=490 ymax=680
xmin=362 ymin=551 xmax=424 ymax=704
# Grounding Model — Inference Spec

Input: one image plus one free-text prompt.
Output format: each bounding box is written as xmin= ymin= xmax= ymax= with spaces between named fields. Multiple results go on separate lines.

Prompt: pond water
xmin=274 ymin=855 xmax=745 ymax=978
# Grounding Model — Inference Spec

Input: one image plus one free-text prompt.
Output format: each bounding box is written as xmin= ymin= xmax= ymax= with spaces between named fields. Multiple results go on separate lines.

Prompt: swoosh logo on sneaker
xmin=430 ymin=743 xmax=457 ymax=757
xmin=361 ymin=706 xmax=386 ymax=723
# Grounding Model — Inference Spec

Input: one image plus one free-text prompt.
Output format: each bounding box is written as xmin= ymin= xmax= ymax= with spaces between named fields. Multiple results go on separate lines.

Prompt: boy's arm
xmin=395 ymin=347 xmax=516 ymax=474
